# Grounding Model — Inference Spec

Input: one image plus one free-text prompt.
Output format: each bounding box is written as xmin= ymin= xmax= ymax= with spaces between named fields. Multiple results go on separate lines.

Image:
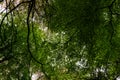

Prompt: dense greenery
xmin=0 ymin=0 xmax=120 ymax=80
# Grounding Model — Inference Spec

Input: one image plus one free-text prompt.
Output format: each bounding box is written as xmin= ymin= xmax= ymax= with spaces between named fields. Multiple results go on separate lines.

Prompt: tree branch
xmin=26 ymin=0 xmax=44 ymax=65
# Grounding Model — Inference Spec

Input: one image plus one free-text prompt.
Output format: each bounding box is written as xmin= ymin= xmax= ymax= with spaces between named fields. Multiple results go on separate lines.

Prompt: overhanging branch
xmin=26 ymin=0 xmax=44 ymax=65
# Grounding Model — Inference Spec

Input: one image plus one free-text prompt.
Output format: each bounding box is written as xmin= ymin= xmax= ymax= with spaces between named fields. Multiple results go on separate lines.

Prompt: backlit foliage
xmin=0 ymin=0 xmax=120 ymax=80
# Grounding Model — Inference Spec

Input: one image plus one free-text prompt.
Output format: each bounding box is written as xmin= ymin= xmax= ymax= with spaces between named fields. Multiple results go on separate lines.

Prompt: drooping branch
xmin=0 ymin=1 xmax=31 ymax=27
xmin=26 ymin=0 xmax=44 ymax=65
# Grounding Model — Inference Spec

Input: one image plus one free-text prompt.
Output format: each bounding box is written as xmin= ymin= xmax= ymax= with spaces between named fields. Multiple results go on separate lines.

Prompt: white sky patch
xmin=0 ymin=5 xmax=5 ymax=13
xmin=31 ymin=72 xmax=44 ymax=80
xmin=117 ymin=76 xmax=120 ymax=80
xmin=0 ymin=0 xmax=21 ymax=13
xmin=76 ymin=61 xmax=84 ymax=68
xmin=32 ymin=73 xmax=40 ymax=80
xmin=75 ymin=58 xmax=87 ymax=68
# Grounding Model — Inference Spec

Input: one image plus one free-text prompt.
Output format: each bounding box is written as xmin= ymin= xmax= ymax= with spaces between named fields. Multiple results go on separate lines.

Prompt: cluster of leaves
xmin=46 ymin=0 xmax=120 ymax=79
xmin=0 ymin=0 xmax=120 ymax=80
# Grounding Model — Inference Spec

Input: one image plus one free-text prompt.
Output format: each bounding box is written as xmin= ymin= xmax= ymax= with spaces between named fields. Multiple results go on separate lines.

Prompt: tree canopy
xmin=0 ymin=0 xmax=120 ymax=80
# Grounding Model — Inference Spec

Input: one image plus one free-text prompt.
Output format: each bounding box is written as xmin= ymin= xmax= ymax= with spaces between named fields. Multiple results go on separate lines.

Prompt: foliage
xmin=0 ymin=0 xmax=120 ymax=80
